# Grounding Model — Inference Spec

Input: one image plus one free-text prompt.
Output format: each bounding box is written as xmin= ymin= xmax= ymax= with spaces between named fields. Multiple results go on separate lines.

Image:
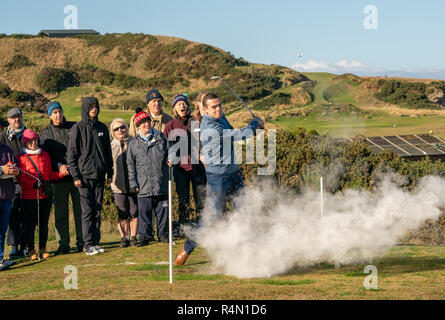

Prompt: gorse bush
xmin=5 ymin=54 xmax=36 ymax=71
xmin=9 ymin=91 xmax=32 ymax=102
xmin=78 ymin=33 xmax=158 ymax=53
xmin=254 ymin=93 xmax=291 ymax=110
xmin=35 ymin=67 xmax=79 ymax=93
xmin=0 ymin=81 xmax=12 ymax=98
xmin=240 ymin=128 xmax=445 ymax=194
xmin=374 ymin=79 xmax=440 ymax=109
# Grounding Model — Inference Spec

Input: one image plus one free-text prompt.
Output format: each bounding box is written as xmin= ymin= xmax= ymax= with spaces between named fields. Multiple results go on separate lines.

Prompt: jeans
xmin=0 ymin=200 xmax=13 ymax=260
xmin=184 ymin=170 xmax=244 ymax=254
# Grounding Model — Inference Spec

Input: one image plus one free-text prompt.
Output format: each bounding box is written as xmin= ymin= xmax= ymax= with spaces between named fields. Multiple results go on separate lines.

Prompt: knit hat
xmin=172 ymin=93 xmax=189 ymax=109
xmin=22 ymin=129 xmax=39 ymax=145
xmin=134 ymin=110 xmax=151 ymax=128
xmin=46 ymin=101 xmax=62 ymax=116
xmin=146 ymin=89 xmax=164 ymax=104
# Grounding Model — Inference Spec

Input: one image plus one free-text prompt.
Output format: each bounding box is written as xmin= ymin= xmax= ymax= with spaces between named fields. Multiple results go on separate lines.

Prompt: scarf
xmin=138 ymin=128 xmax=154 ymax=145
xmin=150 ymin=113 xmax=163 ymax=130
xmin=23 ymin=148 xmax=42 ymax=155
xmin=6 ymin=124 xmax=25 ymax=141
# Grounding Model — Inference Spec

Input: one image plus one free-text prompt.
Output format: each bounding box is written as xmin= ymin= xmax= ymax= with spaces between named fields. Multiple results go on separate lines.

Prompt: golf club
xmin=210 ymin=76 xmax=256 ymax=118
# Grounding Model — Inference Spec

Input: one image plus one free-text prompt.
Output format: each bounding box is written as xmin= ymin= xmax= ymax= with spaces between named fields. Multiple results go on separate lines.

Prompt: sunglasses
xmin=113 ymin=125 xmax=126 ymax=132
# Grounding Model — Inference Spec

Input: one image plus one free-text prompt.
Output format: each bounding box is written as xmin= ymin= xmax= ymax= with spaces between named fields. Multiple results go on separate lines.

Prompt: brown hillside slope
xmin=0 ymin=34 xmax=307 ymax=95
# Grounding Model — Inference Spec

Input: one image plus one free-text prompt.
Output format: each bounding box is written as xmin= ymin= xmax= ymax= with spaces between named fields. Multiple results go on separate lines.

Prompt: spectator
xmin=164 ymin=94 xmax=206 ymax=237
xmin=174 ymin=92 xmax=264 ymax=266
xmin=17 ymin=129 xmax=65 ymax=261
xmin=0 ymin=108 xmax=26 ymax=258
xmin=110 ymin=118 xmax=138 ymax=248
xmin=40 ymin=101 xmax=84 ymax=254
xmin=145 ymin=89 xmax=173 ymax=133
xmin=67 ymin=97 xmax=113 ymax=256
xmin=192 ymin=92 xmax=208 ymax=124
xmin=128 ymin=90 xmax=172 ymax=137
xmin=127 ymin=110 xmax=170 ymax=246
xmin=0 ymin=143 xmax=19 ymax=270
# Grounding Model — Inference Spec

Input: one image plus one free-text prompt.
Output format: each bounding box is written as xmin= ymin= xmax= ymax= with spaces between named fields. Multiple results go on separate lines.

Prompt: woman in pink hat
xmin=17 ymin=129 xmax=67 ymax=261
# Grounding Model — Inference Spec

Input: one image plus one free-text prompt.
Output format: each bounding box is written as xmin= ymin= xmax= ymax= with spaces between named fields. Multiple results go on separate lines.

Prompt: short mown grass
xmin=1 ymin=234 xmax=443 ymax=300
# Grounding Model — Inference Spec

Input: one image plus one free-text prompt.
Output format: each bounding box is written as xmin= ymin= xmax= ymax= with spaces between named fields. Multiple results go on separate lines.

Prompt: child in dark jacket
xmin=17 ymin=129 xmax=65 ymax=260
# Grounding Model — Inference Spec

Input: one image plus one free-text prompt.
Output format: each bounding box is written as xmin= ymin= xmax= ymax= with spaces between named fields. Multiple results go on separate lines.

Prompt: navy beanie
xmin=172 ymin=94 xmax=189 ymax=109
xmin=46 ymin=101 xmax=62 ymax=116
xmin=146 ymin=89 xmax=164 ymax=104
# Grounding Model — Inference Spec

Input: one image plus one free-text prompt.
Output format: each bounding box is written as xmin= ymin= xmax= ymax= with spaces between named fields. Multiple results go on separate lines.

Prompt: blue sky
xmin=1 ymin=0 xmax=445 ymax=78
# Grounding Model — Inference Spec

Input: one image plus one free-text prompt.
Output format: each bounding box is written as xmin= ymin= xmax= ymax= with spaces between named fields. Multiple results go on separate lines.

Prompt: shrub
xmin=9 ymin=91 xmax=32 ymax=102
xmin=35 ymin=67 xmax=79 ymax=93
xmin=255 ymin=93 xmax=291 ymax=110
xmin=5 ymin=54 xmax=36 ymax=71
xmin=0 ymin=81 xmax=12 ymax=98
xmin=374 ymin=79 xmax=440 ymax=109
xmin=116 ymin=99 xmax=146 ymax=110
xmin=239 ymin=128 xmax=445 ymax=193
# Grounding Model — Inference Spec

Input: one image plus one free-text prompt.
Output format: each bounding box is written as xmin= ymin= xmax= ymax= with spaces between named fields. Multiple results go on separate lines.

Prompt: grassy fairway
xmin=1 ymin=234 xmax=444 ymax=300
xmin=271 ymin=114 xmax=445 ymax=138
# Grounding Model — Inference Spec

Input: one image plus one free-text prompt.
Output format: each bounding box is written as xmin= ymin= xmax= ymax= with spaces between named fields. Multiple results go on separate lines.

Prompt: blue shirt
xmin=200 ymin=113 xmax=258 ymax=174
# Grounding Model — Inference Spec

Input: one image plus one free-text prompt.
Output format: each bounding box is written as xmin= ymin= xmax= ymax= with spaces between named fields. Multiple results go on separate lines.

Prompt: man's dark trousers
xmin=78 ymin=179 xmax=105 ymax=249
xmin=138 ymin=195 xmax=169 ymax=241
xmin=53 ymin=180 xmax=83 ymax=251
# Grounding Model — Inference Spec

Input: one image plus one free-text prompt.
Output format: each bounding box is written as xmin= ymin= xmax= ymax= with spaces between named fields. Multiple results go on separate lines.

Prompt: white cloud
xmin=291 ymin=59 xmax=378 ymax=74
xmin=291 ymin=59 xmax=445 ymax=80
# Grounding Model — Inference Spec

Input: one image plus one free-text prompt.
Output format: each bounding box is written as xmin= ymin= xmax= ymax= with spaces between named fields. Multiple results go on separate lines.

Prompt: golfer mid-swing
xmin=174 ymin=92 xmax=264 ymax=266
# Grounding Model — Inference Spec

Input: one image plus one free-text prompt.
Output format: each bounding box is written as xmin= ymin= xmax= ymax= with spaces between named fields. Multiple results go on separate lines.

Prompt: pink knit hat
xmin=22 ymin=129 xmax=39 ymax=145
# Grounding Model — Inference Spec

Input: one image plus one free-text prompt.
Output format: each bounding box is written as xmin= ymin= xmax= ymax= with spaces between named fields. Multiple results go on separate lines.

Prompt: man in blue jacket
xmin=175 ymin=92 xmax=264 ymax=266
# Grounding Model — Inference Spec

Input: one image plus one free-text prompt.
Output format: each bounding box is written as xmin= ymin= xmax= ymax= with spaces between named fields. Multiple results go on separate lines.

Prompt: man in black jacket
xmin=41 ymin=101 xmax=83 ymax=255
xmin=0 ymin=108 xmax=26 ymax=257
xmin=67 ymin=97 xmax=113 ymax=256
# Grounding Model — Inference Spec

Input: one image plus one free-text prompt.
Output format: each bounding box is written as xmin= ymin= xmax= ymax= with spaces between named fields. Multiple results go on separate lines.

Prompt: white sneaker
xmin=0 ymin=259 xmax=16 ymax=271
xmin=85 ymin=246 xmax=99 ymax=256
xmin=95 ymin=245 xmax=105 ymax=253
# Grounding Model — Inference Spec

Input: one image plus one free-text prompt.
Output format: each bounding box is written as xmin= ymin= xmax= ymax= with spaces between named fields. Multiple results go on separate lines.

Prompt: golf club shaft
xmin=219 ymin=79 xmax=256 ymax=118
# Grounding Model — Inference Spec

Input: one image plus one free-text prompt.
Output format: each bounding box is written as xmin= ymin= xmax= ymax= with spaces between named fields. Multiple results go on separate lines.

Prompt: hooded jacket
xmin=67 ymin=97 xmax=113 ymax=181
xmin=127 ymin=129 xmax=169 ymax=197
xmin=40 ymin=117 xmax=76 ymax=182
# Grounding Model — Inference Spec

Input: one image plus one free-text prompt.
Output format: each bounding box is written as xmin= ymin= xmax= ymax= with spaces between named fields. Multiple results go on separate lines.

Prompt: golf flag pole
xmin=168 ymin=165 xmax=173 ymax=283
xmin=320 ymin=177 xmax=324 ymax=220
